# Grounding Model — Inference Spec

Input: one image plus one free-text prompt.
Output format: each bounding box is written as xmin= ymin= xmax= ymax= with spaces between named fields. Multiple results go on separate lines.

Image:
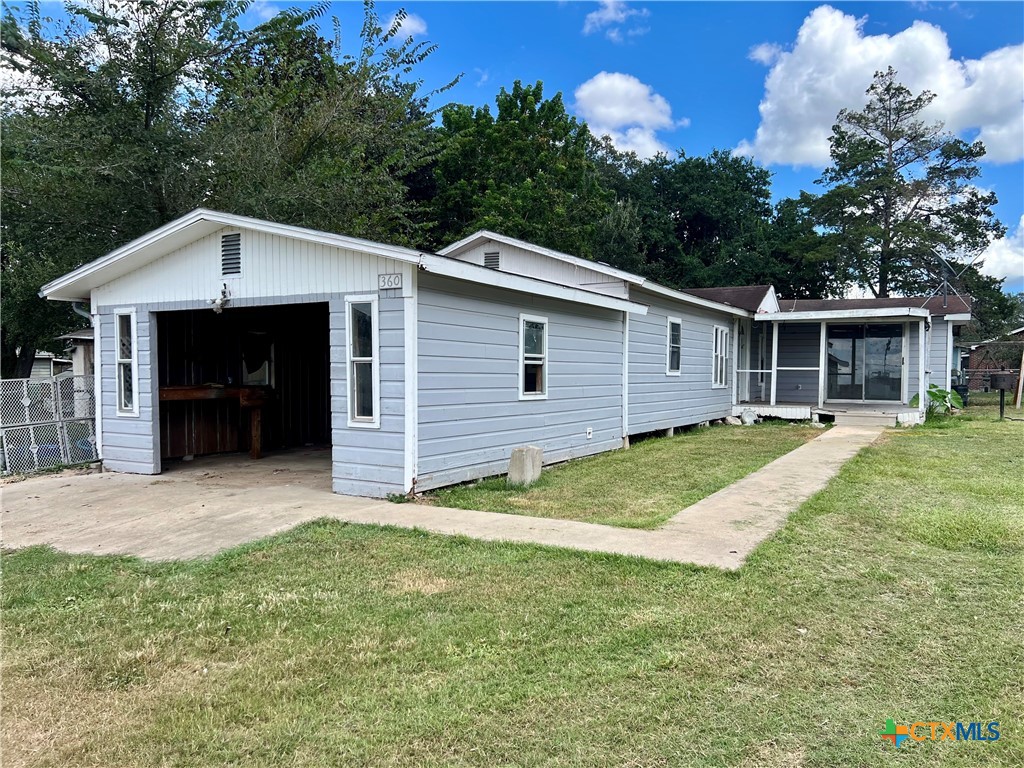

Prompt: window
xmin=346 ymin=296 xmax=379 ymax=427
xmin=221 ymin=232 xmax=241 ymax=276
xmin=666 ymin=317 xmax=682 ymax=375
xmin=115 ymin=311 xmax=138 ymax=415
xmin=519 ymin=313 xmax=548 ymax=399
xmin=712 ymin=325 xmax=730 ymax=389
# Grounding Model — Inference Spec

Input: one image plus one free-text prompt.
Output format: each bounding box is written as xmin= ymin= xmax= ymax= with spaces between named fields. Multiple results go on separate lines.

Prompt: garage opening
xmin=156 ymin=303 xmax=330 ymax=463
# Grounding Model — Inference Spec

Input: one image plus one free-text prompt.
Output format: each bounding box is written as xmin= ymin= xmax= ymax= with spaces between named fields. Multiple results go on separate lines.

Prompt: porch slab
xmin=2 ymin=427 xmax=884 ymax=570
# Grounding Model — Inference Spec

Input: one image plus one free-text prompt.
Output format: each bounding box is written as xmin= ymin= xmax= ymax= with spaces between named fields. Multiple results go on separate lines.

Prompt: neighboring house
xmin=40 ymin=209 xmax=969 ymax=497
xmin=57 ymin=328 xmax=95 ymax=378
xmin=28 ymin=351 xmax=73 ymax=379
xmin=964 ymin=326 xmax=1024 ymax=391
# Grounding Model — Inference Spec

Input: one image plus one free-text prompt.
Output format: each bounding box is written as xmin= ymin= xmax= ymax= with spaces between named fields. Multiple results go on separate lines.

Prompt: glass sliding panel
xmin=826 ymin=325 xmax=863 ymax=400
xmin=864 ymin=324 xmax=903 ymax=401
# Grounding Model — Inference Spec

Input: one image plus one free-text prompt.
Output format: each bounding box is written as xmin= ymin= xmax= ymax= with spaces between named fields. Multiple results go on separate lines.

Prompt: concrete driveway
xmin=2 ymin=426 xmax=884 ymax=569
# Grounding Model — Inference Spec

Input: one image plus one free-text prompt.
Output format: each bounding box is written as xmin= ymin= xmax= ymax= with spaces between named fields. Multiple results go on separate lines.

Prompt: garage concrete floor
xmin=2 ymin=427 xmax=884 ymax=569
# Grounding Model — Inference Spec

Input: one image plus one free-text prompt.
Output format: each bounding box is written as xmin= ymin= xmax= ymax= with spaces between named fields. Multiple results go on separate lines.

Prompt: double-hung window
xmin=712 ymin=325 xmax=730 ymax=389
xmin=346 ymin=296 xmax=379 ymax=427
xmin=666 ymin=317 xmax=682 ymax=375
xmin=115 ymin=311 xmax=138 ymax=416
xmin=519 ymin=313 xmax=548 ymax=399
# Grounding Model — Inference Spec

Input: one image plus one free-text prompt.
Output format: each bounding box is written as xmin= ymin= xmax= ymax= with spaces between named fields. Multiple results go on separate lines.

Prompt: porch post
xmin=818 ymin=321 xmax=827 ymax=408
xmin=731 ymin=317 xmax=739 ymax=406
xmin=918 ymin=319 xmax=927 ymax=412
xmin=770 ymin=320 xmax=779 ymax=406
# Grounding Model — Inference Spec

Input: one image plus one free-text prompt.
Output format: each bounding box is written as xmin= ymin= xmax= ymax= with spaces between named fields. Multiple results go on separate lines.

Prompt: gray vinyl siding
xmin=330 ymin=295 xmax=406 ymax=497
xmin=628 ymin=290 xmax=734 ymax=433
xmin=416 ymin=274 xmax=623 ymax=491
xmin=928 ymin=318 xmax=950 ymax=388
xmin=776 ymin=323 xmax=820 ymax=404
xmin=97 ymin=309 xmax=161 ymax=474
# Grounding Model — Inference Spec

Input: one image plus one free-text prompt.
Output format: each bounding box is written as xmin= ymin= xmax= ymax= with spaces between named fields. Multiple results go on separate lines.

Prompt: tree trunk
xmin=1 ymin=339 xmax=37 ymax=379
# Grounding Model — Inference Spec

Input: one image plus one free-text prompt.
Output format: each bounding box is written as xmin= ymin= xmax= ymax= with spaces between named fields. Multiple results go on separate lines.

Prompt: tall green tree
xmin=807 ymin=66 xmax=1005 ymax=298
xmin=203 ymin=4 xmax=450 ymax=243
xmin=1 ymin=0 xmax=249 ymax=376
xmin=430 ymin=81 xmax=614 ymax=258
xmin=1 ymin=1 xmax=443 ymax=376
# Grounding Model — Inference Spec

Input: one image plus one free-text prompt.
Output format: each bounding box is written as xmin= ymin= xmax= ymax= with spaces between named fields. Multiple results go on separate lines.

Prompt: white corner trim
xmin=91 ymin=302 xmax=103 ymax=458
xmin=345 ymin=294 xmax=381 ymax=429
xmin=518 ymin=312 xmax=549 ymax=401
xmin=403 ymin=274 xmax=418 ymax=492
xmin=666 ymin=315 xmax=682 ymax=376
xmin=621 ymin=312 xmax=630 ymax=439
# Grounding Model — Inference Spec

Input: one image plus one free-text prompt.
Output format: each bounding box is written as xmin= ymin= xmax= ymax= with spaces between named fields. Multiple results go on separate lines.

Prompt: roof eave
xmin=419 ymin=254 xmax=648 ymax=315
xmin=640 ymin=282 xmax=751 ymax=317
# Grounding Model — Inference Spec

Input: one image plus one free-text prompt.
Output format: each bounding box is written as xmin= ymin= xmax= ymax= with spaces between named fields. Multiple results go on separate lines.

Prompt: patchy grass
xmin=424 ymin=421 xmax=823 ymax=528
xmin=3 ymin=403 xmax=1022 ymax=767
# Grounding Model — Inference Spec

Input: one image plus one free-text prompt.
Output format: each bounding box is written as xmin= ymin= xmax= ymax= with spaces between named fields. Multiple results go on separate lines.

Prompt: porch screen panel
xmin=863 ymin=324 xmax=903 ymax=401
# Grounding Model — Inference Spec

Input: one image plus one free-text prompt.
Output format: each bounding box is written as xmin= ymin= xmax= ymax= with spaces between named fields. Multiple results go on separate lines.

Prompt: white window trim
xmin=114 ymin=309 xmax=139 ymax=417
xmin=666 ymin=316 xmax=682 ymax=376
xmin=345 ymin=294 xmax=380 ymax=429
xmin=519 ymin=313 xmax=548 ymax=401
xmin=712 ymin=324 xmax=730 ymax=389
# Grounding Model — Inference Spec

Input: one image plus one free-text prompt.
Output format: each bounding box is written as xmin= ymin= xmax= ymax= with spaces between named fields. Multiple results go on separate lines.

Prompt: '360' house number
xmin=378 ymin=273 xmax=403 ymax=290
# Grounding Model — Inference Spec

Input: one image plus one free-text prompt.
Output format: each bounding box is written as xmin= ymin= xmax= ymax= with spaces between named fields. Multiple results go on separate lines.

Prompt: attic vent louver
xmin=483 ymin=251 xmax=500 ymax=270
xmin=221 ymin=233 xmax=241 ymax=275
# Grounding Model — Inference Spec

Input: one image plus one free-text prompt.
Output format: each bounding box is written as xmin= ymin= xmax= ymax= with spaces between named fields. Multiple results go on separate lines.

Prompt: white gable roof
xmin=40 ymin=209 xmax=425 ymax=302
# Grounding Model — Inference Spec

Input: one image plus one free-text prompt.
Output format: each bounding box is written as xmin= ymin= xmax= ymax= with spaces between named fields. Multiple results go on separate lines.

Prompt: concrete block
xmin=508 ymin=445 xmax=543 ymax=486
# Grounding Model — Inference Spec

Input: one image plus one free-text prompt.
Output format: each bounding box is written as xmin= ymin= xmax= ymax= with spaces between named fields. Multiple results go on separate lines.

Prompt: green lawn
xmin=3 ymin=400 xmax=1022 ymax=767
xmin=425 ymin=421 xmax=823 ymax=528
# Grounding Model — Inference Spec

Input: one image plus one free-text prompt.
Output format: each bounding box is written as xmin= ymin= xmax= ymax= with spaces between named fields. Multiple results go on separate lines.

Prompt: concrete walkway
xmin=2 ymin=426 xmax=883 ymax=569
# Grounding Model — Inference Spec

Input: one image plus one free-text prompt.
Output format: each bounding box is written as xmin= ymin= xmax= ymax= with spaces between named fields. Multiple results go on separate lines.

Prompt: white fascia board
xmin=756 ymin=307 xmax=930 ymax=321
xmin=640 ymin=282 xmax=751 ymax=318
xmin=41 ymin=208 xmax=425 ymax=302
xmin=939 ymin=313 xmax=971 ymax=322
xmin=438 ymin=230 xmax=646 ymax=286
xmin=419 ymin=254 xmax=648 ymax=315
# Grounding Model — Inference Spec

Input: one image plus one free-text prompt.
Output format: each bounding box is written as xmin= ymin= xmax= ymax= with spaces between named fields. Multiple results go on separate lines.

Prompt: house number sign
xmin=378 ymin=273 xmax=403 ymax=290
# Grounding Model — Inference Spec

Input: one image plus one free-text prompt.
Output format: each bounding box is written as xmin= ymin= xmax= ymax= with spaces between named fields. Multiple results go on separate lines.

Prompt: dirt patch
xmin=386 ymin=568 xmax=452 ymax=596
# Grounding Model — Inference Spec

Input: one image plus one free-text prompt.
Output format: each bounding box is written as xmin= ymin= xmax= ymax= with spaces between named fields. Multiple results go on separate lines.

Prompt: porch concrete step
xmin=832 ymin=412 xmax=897 ymax=427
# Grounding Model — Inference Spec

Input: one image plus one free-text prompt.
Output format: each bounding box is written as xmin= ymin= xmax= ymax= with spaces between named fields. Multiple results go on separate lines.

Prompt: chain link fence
xmin=1 ymin=373 xmax=98 ymax=475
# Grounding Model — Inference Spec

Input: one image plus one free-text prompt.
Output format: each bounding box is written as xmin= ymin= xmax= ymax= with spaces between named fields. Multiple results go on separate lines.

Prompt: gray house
xmin=41 ymin=209 xmax=969 ymax=497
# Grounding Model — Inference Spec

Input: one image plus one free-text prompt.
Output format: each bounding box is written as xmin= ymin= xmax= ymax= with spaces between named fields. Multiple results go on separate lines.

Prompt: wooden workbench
xmin=158 ymin=385 xmax=271 ymax=459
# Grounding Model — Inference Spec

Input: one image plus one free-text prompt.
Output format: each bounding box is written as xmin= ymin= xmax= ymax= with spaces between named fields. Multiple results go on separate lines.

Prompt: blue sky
xmin=245 ymin=1 xmax=1024 ymax=291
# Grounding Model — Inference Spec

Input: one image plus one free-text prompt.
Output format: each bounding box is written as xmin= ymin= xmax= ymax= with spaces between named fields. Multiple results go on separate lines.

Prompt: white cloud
xmin=582 ymin=1 xmax=649 ymax=43
xmin=473 ymin=68 xmax=489 ymax=87
xmin=387 ymin=12 xmax=428 ymax=38
xmin=979 ymin=215 xmax=1024 ymax=287
xmin=251 ymin=1 xmax=280 ymax=22
xmin=738 ymin=5 xmax=1024 ymax=166
xmin=574 ymin=72 xmax=684 ymax=158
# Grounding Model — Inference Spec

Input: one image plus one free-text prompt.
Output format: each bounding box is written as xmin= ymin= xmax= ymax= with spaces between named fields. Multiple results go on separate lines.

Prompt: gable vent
xmin=221 ymin=233 xmax=242 ymax=275
xmin=483 ymin=251 xmax=500 ymax=270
